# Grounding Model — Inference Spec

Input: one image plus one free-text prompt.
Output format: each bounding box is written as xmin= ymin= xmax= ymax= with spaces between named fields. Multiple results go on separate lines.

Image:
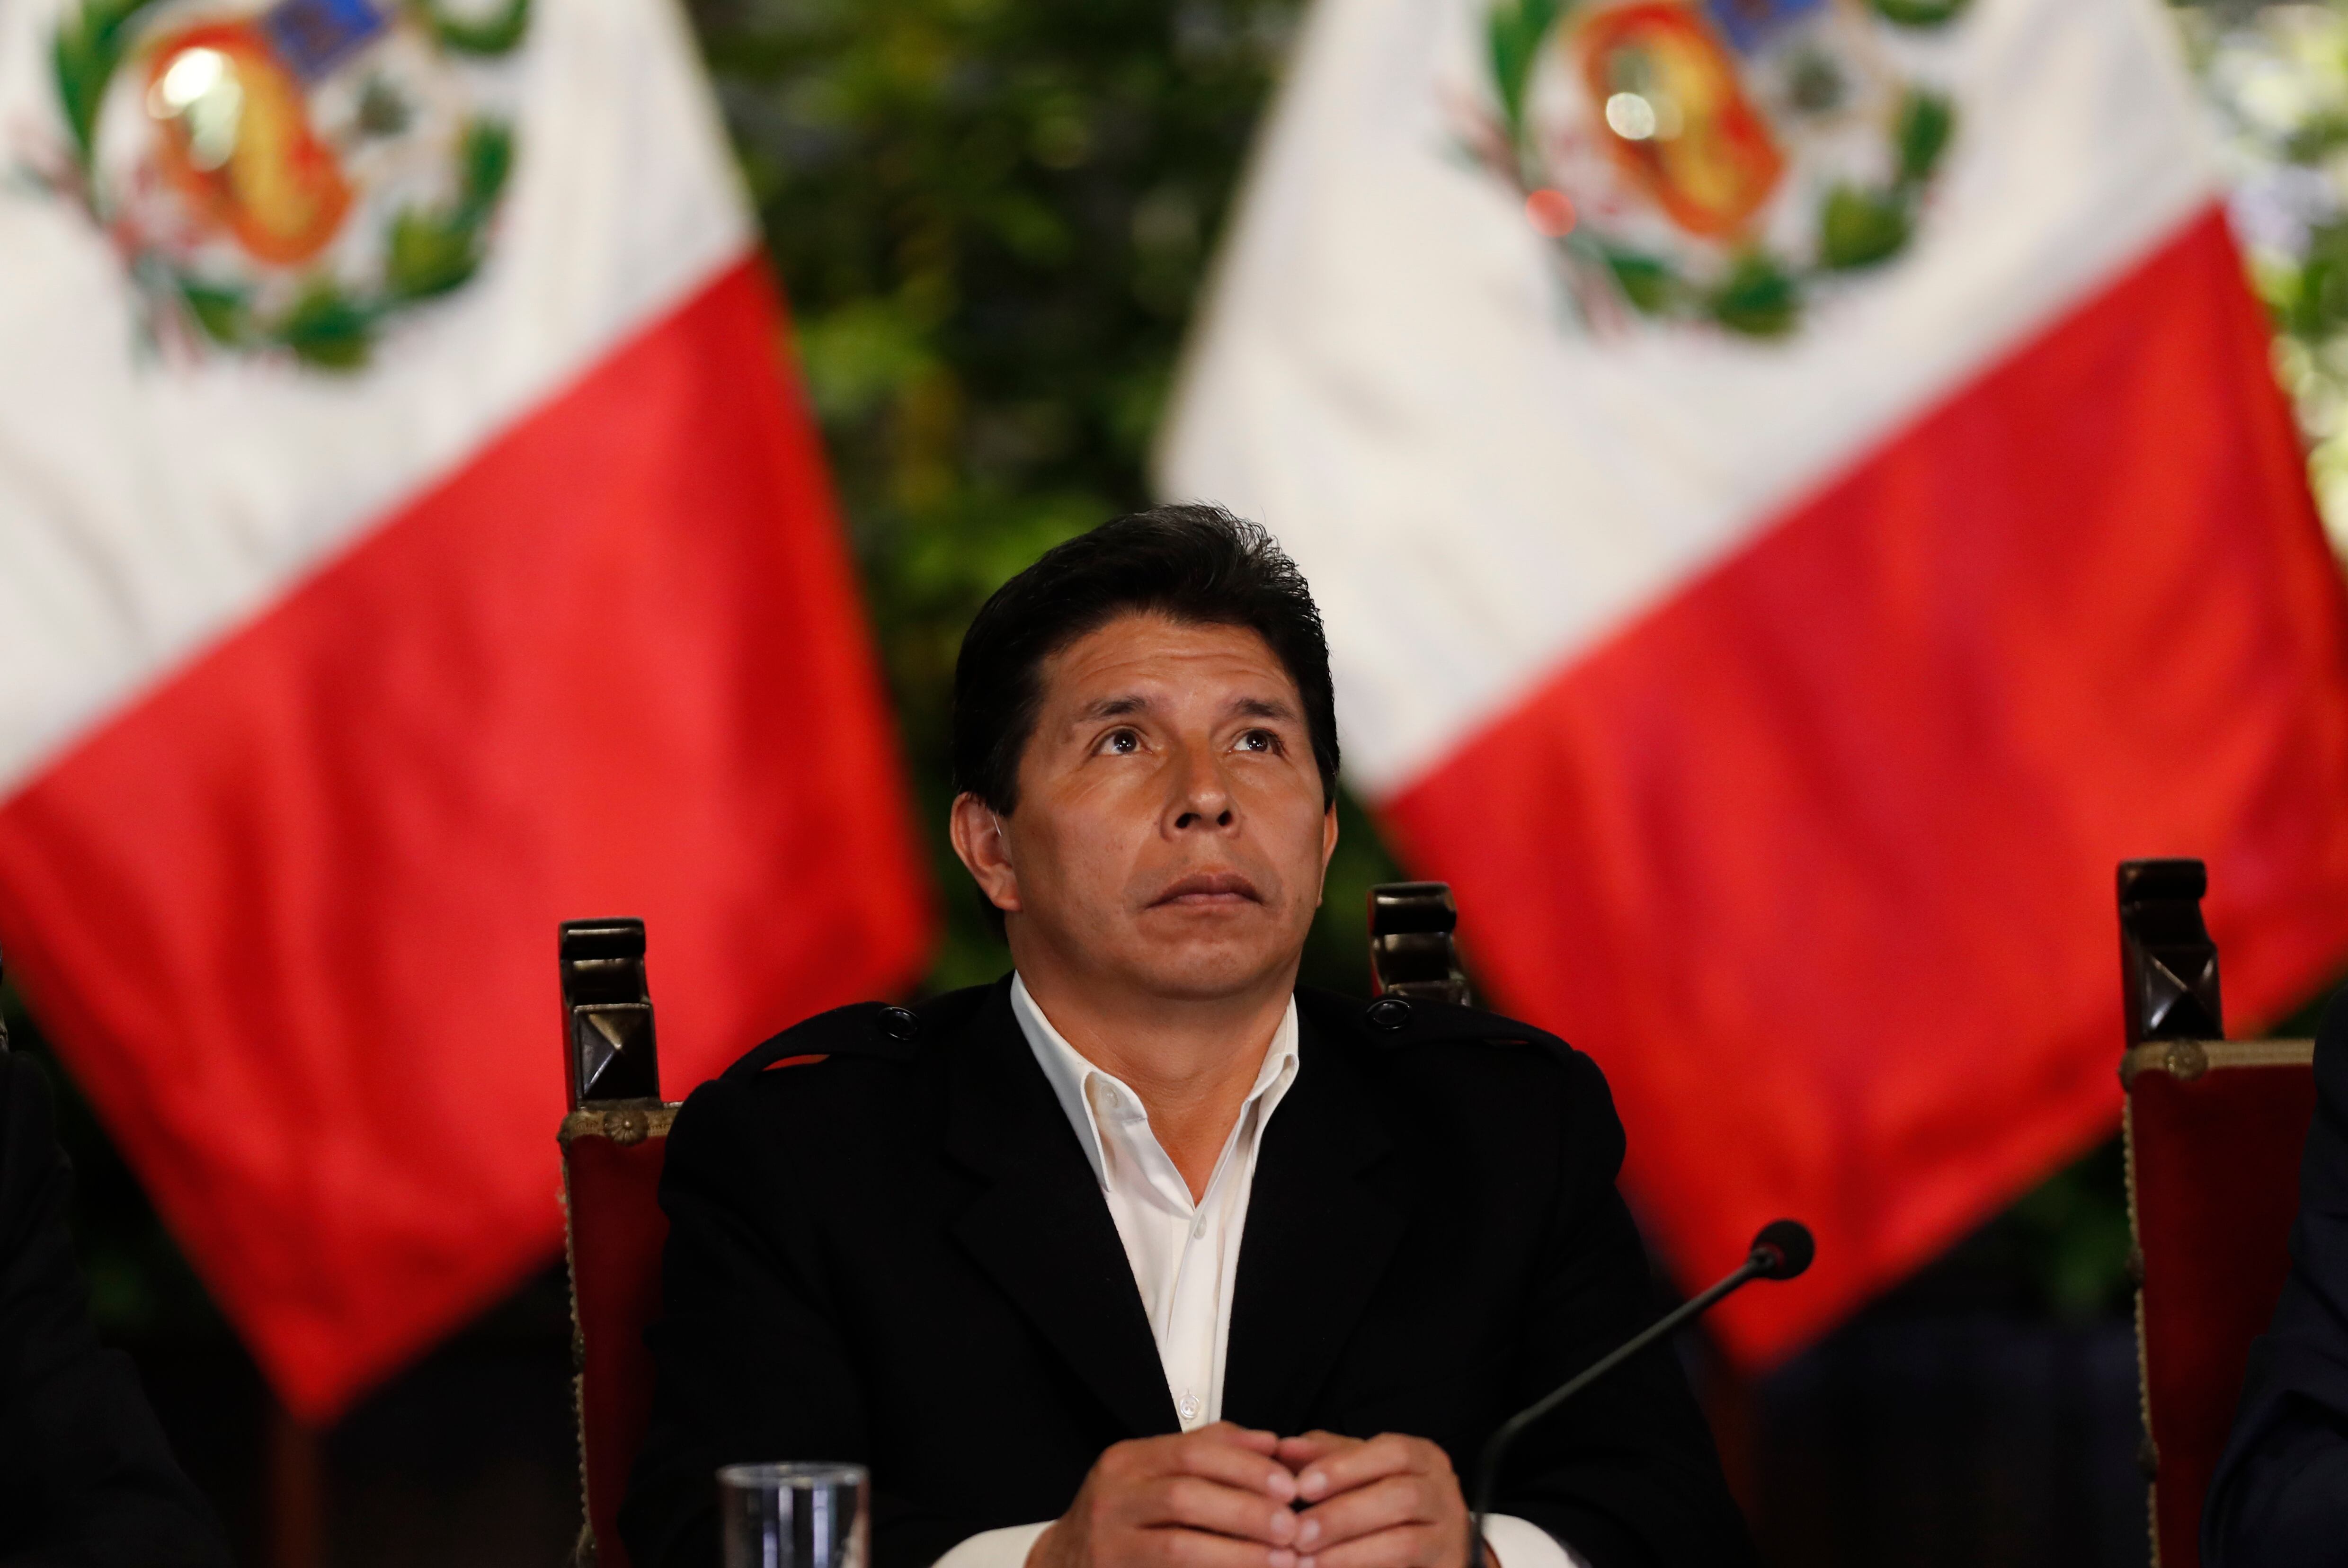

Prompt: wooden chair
xmin=2118 ymin=858 xmax=2318 ymax=1568
xmin=557 ymin=885 xmax=1472 ymax=1567
xmin=558 ymin=918 xmax=678 ymax=1568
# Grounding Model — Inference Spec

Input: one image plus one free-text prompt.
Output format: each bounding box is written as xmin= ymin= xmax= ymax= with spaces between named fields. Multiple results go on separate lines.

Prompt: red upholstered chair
xmin=558 ymin=918 xmax=677 ymax=1568
xmin=2118 ymin=859 xmax=2318 ymax=1568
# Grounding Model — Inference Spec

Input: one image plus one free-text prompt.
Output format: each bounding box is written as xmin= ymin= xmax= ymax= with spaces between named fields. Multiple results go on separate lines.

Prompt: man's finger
xmin=1136 ymin=1528 xmax=1302 ymax=1568
xmin=1274 ymin=1432 xmax=1355 ymax=1471
xmin=1295 ymin=1434 xmax=1436 ymax=1502
xmin=1192 ymin=1423 xmax=1283 ymax=1458
xmin=1293 ymin=1474 xmax=1441 ymax=1551
xmin=1297 ymin=1523 xmax=1445 ymax=1568
xmin=1155 ymin=1431 xmax=1300 ymax=1502
xmin=1126 ymin=1474 xmax=1304 ymax=1545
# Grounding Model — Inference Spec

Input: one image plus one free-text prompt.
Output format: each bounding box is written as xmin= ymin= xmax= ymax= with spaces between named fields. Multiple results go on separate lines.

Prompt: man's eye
xmin=1098 ymin=729 xmax=1141 ymax=755
xmin=1235 ymin=730 xmax=1277 ymax=753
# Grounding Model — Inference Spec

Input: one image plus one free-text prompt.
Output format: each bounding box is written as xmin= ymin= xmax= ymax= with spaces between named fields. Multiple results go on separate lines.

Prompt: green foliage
xmin=2178 ymin=3 xmax=2348 ymax=550
xmin=2000 ymin=1140 xmax=2137 ymax=1321
xmin=2271 ymin=222 xmax=2348 ymax=341
xmin=683 ymin=0 xmax=1413 ymax=992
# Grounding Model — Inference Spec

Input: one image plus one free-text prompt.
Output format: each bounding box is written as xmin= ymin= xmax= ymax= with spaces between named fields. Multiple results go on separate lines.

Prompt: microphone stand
xmin=1464 ymin=1221 xmax=1813 ymax=1568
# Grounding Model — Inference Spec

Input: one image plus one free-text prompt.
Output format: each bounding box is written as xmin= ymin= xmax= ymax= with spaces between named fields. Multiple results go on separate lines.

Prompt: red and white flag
xmin=0 ymin=0 xmax=931 ymax=1416
xmin=1163 ymin=0 xmax=2348 ymax=1360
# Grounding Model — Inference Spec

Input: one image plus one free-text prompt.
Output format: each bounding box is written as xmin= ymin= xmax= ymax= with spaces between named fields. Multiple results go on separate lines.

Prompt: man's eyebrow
xmin=1068 ymin=694 xmax=1299 ymax=723
xmin=1074 ymin=695 xmax=1154 ymax=722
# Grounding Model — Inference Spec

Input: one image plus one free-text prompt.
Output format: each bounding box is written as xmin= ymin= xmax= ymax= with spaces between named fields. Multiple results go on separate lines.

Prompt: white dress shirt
xmin=930 ymin=977 xmax=1582 ymax=1568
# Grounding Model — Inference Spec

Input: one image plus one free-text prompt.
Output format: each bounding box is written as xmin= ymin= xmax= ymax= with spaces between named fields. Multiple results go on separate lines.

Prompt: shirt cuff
xmin=933 ymin=1521 xmax=1054 ymax=1568
xmin=1481 ymin=1512 xmax=1588 ymax=1568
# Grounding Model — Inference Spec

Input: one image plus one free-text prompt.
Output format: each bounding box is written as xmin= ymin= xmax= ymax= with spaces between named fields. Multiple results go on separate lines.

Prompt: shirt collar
xmin=1009 ymin=972 xmax=1300 ymax=1194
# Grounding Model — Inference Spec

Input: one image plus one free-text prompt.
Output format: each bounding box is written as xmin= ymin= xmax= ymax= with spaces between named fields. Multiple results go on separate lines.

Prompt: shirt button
xmin=1178 ymin=1394 xmax=1201 ymax=1425
xmin=1191 ymin=1217 xmax=1207 ymax=1239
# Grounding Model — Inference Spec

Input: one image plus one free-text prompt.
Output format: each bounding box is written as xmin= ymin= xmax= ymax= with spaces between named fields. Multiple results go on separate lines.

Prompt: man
xmin=0 ymin=960 xmax=233 ymax=1568
xmin=622 ymin=507 xmax=1756 ymax=1568
xmin=2205 ymin=986 xmax=2348 ymax=1567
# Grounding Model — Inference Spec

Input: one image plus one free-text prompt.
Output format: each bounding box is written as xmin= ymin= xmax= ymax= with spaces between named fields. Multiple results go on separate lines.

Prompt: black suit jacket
xmin=622 ymin=980 xmax=1756 ymax=1568
xmin=0 ymin=1050 xmax=231 ymax=1568
xmin=2205 ymin=988 xmax=2348 ymax=1567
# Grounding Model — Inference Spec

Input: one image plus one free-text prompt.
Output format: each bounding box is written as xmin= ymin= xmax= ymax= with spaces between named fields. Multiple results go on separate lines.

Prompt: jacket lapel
xmin=944 ymin=982 xmax=1178 ymax=1441
xmin=1221 ymin=1008 xmax=1407 ymax=1435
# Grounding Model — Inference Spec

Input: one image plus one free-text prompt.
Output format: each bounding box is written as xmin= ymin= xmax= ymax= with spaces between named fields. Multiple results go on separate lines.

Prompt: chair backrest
xmin=559 ymin=918 xmax=676 ymax=1568
xmin=557 ymin=885 xmax=1470 ymax=1566
xmin=2117 ymin=859 xmax=2316 ymax=1568
xmin=1367 ymin=882 xmax=1470 ymax=1005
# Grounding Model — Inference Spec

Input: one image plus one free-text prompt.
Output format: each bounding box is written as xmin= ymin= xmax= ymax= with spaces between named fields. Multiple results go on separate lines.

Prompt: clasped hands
xmin=1026 ymin=1425 xmax=1484 ymax=1568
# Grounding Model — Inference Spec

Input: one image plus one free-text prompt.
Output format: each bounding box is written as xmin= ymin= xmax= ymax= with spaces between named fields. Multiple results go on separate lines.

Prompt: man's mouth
xmin=1149 ymin=873 xmax=1263 ymax=908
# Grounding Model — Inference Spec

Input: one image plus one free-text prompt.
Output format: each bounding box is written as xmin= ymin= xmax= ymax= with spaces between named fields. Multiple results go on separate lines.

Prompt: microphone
xmin=1464 ymin=1220 xmax=1813 ymax=1568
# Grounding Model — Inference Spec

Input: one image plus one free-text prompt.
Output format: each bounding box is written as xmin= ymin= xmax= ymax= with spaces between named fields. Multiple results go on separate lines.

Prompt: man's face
xmin=960 ymin=613 xmax=1338 ymax=1002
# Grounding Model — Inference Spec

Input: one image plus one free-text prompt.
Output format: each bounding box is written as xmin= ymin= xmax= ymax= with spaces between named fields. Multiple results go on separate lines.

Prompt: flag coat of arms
xmin=0 ymin=0 xmax=932 ymax=1417
xmin=1163 ymin=0 xmax=2348 ymax=1360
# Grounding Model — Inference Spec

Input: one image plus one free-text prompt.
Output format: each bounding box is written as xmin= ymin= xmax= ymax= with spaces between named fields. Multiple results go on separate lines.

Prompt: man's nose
xmin=1168 ymin=745 xmax=1236 ymax=831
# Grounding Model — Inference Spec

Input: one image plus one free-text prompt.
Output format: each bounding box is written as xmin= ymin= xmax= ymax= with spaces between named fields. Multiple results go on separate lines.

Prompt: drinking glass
xmin=717 ymin=1461 xmax=869 ymax=1568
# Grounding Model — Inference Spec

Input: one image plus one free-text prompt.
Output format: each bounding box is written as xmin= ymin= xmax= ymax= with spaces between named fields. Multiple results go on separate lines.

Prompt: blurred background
xmin=8 ymin=0 xmax=2348 ymax=1560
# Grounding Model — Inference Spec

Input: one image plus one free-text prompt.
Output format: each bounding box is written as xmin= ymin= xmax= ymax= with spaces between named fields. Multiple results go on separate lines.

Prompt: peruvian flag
xmin=1162 ymin=0 xmax=2348 ymax=1361
xmin=0 ymin=0 xmax=931 ymax=1416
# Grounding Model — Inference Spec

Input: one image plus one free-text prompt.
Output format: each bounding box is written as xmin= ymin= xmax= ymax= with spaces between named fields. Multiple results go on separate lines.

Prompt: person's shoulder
xmin=670 ymin=981 xmax=1000 ymax=1139
xmin=659 ymin=984 xmax=1004 ymax=1190
xmin=1297 ymin=987 xmax=1625 ymax=1181
xmin=1297 ymin=985 xmax=1562 ymax=1047
xmin=1294 ymin=985 xmax=1607 ymax=1097
xmin=714 ymin=981 xmax=998 ymax=1084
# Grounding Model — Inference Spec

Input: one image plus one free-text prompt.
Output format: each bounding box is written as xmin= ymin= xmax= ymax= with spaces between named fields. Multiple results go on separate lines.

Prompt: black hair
xmin=951 ymin=504 xmax=1341 ymax=927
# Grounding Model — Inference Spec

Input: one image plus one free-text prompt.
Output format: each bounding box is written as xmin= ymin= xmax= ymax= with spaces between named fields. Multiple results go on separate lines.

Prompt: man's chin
xmin=1115 ymin=909 xmax=1302 ymax=999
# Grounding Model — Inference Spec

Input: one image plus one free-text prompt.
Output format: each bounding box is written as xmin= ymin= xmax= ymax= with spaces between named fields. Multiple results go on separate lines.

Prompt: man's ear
xmin=1315 ymin=802 xmax=1340 ymax=906
xmin=949 ymin=793 xmax=1022 ymax=918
